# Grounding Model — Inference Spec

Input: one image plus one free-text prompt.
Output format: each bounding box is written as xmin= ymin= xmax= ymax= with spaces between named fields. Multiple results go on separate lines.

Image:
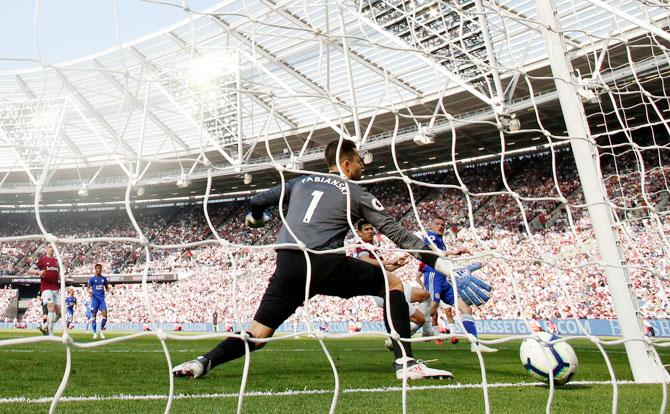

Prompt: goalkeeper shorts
xmin=254 ymin=249 xmax=385 ymax=330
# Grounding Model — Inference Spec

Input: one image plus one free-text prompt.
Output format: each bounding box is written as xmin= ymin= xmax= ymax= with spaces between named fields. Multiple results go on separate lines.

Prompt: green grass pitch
xmin=0 ymin=331 xmax=667 ymax=413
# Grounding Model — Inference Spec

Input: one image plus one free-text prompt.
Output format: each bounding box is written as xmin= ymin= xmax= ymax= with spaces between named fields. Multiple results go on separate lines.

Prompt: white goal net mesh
xmin=0 ymin=0 xmax=669 ymax=412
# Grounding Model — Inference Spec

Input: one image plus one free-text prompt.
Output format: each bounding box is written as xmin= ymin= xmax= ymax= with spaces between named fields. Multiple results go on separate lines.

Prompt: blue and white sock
xmin=461 ymin=314 xmax=477 ymax=338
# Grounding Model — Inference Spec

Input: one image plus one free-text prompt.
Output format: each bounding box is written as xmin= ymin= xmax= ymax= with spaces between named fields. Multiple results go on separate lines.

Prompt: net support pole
xmin=535 ymin=0 xmax=668 ymax=383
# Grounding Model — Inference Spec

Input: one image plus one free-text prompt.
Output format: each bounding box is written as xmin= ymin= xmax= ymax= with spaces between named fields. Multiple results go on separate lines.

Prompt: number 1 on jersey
xmin=303 ymin=190 xmax=324 ymax=223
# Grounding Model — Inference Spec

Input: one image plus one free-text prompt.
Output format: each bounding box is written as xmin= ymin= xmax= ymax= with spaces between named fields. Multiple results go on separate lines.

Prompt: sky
xmin=0 ymin=0 xmax=221 ymax=72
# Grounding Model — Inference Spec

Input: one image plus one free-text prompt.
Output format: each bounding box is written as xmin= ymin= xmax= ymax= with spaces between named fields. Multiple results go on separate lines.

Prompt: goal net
xmin=0 ymin=0 xmax=669 ymax=412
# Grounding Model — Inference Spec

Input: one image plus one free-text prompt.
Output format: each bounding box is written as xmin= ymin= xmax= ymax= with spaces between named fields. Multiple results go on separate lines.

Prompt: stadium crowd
xmin=0 ymin=287 xmax=17 ymax=320
xmin=5 ymin=148 xmax=670 ymax=325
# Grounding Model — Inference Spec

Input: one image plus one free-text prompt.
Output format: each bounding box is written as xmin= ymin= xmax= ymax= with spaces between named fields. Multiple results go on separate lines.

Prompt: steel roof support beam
xmin=259 ymin=0 xmax=424 ymax=98
xmin=166 ymin=31 xmax=298 ymax=129
xmin=58 ymin=131 xmax=90 ymax=165
xmin=15 ymin=74 xmax=90 ymax=165
xmin=93 ymin=59 xmax=189 ymax=151
xmin=487 ymin=0 xmax=582 ymax=49
xmin=474 ymin=0 xmax=505 ymax=102
xmin=14 ymin=75 xmax=36 ymax=99
xmin=54 ymin=69 xmax=138 ymax=160
xmin=335 ymin=0 xmax=495 ymax=108
xmin=70 ymin=102 xmax=133 ymax=177
xmin=239 ymin=50 xmax=352 ymax=141
xmin=208 ymin=15 xmax=346 ymax=106
xmin=130 ymin=46 xmax=238 ymax=166
xmin=584 ymin=0 xmax=670 ymax=44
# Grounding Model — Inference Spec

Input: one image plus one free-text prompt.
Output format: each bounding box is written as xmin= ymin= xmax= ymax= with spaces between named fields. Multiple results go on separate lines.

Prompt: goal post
xmin=535 ymin=0 xmax=669 ymax=383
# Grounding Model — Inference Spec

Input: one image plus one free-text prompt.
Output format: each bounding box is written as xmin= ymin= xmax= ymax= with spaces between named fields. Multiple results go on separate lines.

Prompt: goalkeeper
xmin=173 ymin=139 xmax=485 ymax=380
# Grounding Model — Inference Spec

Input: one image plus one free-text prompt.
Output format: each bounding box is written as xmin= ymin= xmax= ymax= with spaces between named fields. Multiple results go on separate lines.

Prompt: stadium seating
xmin=0 ymin=288 xmax=18 ymax=322
xmin=7 ymin=149 xmax=670 ymax=324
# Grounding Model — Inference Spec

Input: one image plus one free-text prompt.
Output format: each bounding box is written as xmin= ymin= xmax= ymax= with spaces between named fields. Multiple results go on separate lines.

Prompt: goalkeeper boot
xmin=451 ymin=337 xmax=460 ymax=344
xmin=173 ymin=356 xmax=211 ymax=379
xmin=394 ymin=357 xmax=453 ymax=380
xmin=39 ymin=322 xmax=48 ymax=336
xmin=470 ymin=343 xmax=497 ymax=353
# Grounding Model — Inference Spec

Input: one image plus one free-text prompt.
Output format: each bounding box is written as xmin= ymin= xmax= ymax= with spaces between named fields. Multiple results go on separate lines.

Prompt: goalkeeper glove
xmin=455 ymin=272 xmax=492 ymax=307
xmin=245 ymin=211 xmax=269 ymax=228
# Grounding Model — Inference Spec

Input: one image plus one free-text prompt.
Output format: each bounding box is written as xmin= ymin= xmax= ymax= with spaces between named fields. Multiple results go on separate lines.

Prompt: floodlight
xmin=413 ymin=125 xmax=435 ymax=145
xmin=286 ymin=157 xmax=304 ymax=170
xmin=176 ymin=175 xmax=191 ymax=188
xmin=413 ymin=134 xmax=435 ymax=145
xmin=189 ymin=56 xmax=220 ymax=86
xmin=578 ymin=86 xmax=601 ymax=104
xmin=363 ymin=151 xmax=374 ymax=165
xmin=500 ymin=113 xmax=521 ymax=132
xmin=189 ymin=53 xmax=238 ymax=86
xmin=576 ymin=73 xmax=602 ymax=104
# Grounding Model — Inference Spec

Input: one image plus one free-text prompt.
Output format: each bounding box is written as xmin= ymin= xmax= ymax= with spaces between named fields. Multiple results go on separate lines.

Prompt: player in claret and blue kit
xmin=28 ymin=245 xmax=62 ymax=335
xmin=422 ymin=216 xmax=497 ymax=353
xmin=87 ymin=263 xmax=110 ymax=339
xmin=65 ymin=288 xmax=77 ymax=329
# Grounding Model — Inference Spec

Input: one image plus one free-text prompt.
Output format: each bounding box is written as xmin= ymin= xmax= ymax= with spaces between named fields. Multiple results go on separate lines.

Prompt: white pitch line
xmin=0 ymin=380 xmax=641 ymax=405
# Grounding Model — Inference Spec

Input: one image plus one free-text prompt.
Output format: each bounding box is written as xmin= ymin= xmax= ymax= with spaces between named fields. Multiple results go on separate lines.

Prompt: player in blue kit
xmin=87 ymin=264 xmax=110 ymax=339
xmin=422 ymin=216 xmax=497 ymax=353
xmin=64 ymin=288 xmax=77 ymax=330
xmin=84 ymin=299 xmax=92 ymax=331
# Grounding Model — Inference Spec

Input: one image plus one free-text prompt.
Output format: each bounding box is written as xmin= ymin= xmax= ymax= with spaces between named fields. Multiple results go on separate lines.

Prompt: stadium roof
xmin=0 ymin=0 xmax=668 ymax=205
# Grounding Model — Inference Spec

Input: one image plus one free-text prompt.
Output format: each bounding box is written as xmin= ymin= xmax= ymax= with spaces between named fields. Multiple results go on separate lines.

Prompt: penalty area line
xmin=0 ymin=380 xmax=638 ymax=404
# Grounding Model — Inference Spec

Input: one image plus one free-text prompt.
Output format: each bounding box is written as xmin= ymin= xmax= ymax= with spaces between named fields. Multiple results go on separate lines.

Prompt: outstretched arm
xmin=354 ymin=250 xmax=402 ymax=272
xmin=249 ymin=177 xmax=299 ymax=219
xmin=357 ymin=191 xmax=445 ymax=271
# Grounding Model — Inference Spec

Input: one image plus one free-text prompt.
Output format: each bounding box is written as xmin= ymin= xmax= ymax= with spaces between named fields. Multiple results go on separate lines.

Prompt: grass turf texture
xmin=0 ymin=331 xmax=666 ymax=413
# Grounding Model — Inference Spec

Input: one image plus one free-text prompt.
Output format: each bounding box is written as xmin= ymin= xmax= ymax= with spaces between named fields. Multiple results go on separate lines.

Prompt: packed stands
xmin=7 ymin=149 xmax=670 ymax=324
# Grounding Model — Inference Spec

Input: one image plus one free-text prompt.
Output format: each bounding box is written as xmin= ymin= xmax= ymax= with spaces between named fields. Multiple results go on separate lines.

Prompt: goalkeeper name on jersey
xmin=250 ymin=174 xmax=428 ymax=255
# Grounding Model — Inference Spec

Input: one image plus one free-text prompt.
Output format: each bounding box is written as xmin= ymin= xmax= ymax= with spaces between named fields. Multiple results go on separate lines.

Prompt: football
xmin=520 ymin=332 xmax=578 ymax=385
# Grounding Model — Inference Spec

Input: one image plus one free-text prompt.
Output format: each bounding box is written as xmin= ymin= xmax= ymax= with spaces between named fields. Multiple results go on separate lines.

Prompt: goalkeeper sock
xmin=205 ymin=332 xmax=257 ymax=369
xmin=383 ymin=290 xmax=413 ymax=360
xmin=447 ymin=322 xmax=456 ymax=333
xmin=101 ymin=318 xmax=107 ymax=330
xmin=462 ymin=315 xmax=477 ymax=338
xmin=92 ymin=320 xmax=97 ymax=333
